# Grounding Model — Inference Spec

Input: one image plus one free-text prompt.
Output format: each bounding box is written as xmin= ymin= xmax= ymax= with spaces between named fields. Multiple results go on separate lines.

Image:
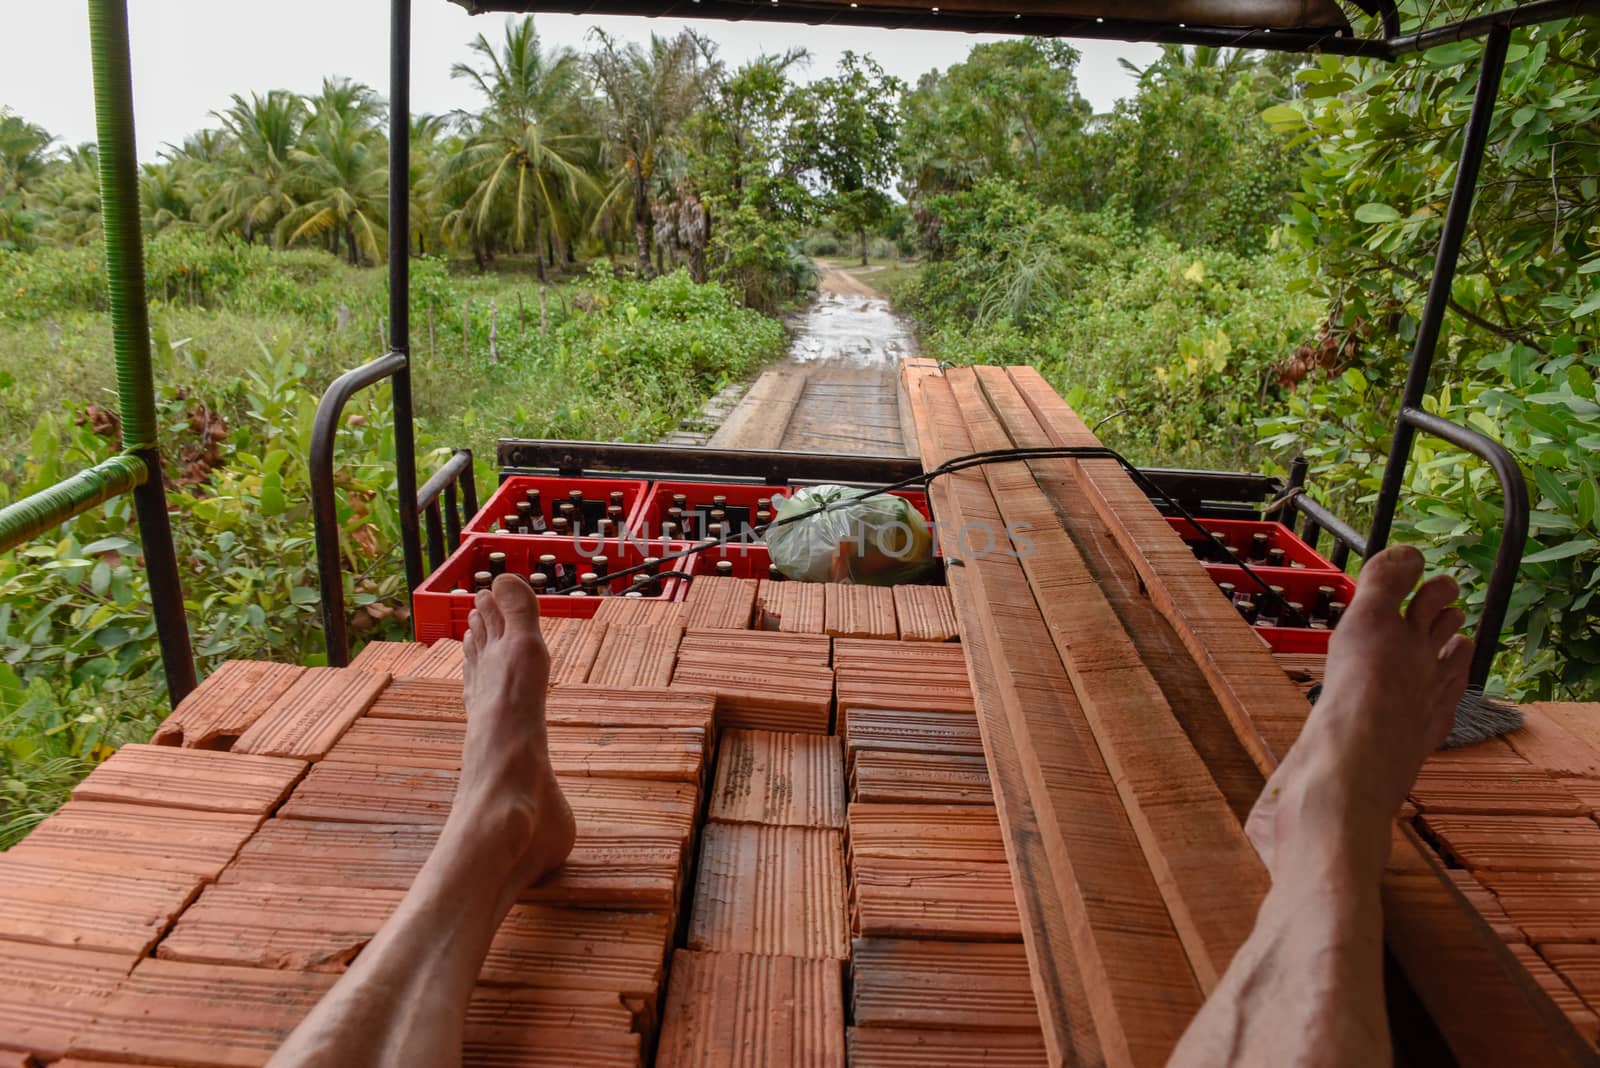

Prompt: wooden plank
xmin=707 ymin=368 xmax=807 ymax=450
xmin=953 ymin=368 xmax=1269 ymax=989
xmin=1005 ymin=364 xmax=1598 ymax=1067
xmin=902 ymin=367 xmax=1100 ymax=1068
xmin=973 ymin=365 xmax=1264 ymax=823
xmin=911 ymin=371 xmax=1199 ymax=1066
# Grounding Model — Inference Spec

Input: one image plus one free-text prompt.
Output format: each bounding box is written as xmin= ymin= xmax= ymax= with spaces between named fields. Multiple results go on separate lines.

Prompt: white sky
xmin=0 ymin=1 xmax=1158 ymax=159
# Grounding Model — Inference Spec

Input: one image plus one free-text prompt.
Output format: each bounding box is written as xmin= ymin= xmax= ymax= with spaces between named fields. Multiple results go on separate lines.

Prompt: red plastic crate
xmin=1204 ymin=565 xmax=1356 ymax=654
xmin=1167 ymin=516 xmax=1339 ymax=572
xmin=467 ymin=475 xmax=650 ymax=538
xmin=414 ymin=533 xmax=696 ymax=639
xmin=698 ymin=540 xmax=775 ymax=580
xmin=633 ymin=481 xmax=788 ymax=540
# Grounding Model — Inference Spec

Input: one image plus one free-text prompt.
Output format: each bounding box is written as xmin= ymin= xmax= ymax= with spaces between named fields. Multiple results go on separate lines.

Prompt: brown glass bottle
xmin=487 ymin=552 xmax=508 ymax=578
xmin=472 ymin=570 xmax=493 ymax=593
xmin=579 ymin=572 xmax=602 ymax=596
xmin=714 ymin=559 xmax=734 ymax=577
xmin=1248 ymin=532 xmax=1270 ymax=562
xmin=501 ymin=512 xmax=521 ymax=534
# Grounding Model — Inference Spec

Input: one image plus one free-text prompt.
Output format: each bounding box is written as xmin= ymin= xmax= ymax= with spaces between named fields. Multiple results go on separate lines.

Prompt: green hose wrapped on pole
xmin=87 ymin=0 xmax=157 ymax=453
xmin=0 ymin=455 xmax=147 ymax=553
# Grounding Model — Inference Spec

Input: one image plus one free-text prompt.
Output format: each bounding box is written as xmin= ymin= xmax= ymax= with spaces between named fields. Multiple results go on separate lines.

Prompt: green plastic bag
xmin=763 ymin=484 xmax=934 ymax=585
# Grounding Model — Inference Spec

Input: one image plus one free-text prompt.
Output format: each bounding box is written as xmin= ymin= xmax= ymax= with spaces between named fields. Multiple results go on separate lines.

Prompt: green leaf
xmin=1570 ymin=366 xmax=1597 ymax=400
xmin=290 ymin=586 xmax=320 ymax=606
xmin=1581 ymin=480 xmax=1599 ymax=529
xmin=80 ymin=536 xmax=134 ymax=555
xmin=1354 ymin=203 xmax=1402 ymax=224
xmin=1260 ymin=104 xmax=1303 ymax=126
xmin=1574 ymin=290 xmax=1600 ymax=319
xmin=1341 ymin=368 xmax=1368 ymax=394
xmin=1522 ymin=539 xmax=1599 ymax=564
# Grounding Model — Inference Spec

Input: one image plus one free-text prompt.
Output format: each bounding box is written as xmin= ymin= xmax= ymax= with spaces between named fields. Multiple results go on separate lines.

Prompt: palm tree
xmin=408 ymin=114 xmax=449 ymax=255
xmin=0 ymin=109 xmax=56 ymax=249
xmin=587 ymin=28 xmax=709 ymax=275
xmin=204 ymin=89 xmax=307 ymax=244
xmin=443 ymin=16 xmax=596 ymax=276
xmin=38 ymin=144 xmax=102 ymax=246
xmin=279 ymin=114 xmax=388 ymax=264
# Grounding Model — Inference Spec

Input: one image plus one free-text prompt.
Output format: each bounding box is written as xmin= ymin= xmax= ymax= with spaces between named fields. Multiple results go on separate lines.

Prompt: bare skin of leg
xmin=1168 ymin=545 xmax=1472 ymax=1068
xmin=266 ymin=575 xmax=575 ymax=1068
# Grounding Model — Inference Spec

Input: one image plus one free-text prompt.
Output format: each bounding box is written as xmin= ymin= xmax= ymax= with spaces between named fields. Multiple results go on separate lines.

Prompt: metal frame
xmin=1365 ymin=23 xmax=1528 ymax=688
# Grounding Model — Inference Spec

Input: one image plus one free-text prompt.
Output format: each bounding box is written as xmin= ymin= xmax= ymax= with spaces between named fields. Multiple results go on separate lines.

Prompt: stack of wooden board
xmin=902 ymin=361 xmax=1600 ymax=1066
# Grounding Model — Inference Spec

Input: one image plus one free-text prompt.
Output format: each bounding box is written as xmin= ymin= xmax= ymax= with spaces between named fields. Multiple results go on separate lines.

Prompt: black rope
xmin=590 ymin=445 xmax=1312 ymax=626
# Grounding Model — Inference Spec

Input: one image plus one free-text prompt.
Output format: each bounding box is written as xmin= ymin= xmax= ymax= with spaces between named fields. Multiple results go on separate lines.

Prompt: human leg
xmin=267 ymin=575 xmax=575 ymax=1068
xmin=1168 ymin=546 xmax=1472 ymax=1067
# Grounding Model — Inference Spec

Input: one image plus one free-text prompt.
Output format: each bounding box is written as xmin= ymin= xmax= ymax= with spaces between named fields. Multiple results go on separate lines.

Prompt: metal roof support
xmin=1366 ymin=23 xmax=1528 ymax=688
xmin=87 ymin=0 xmax=197 ymax=703
xmin=390 ymin=0 xmax=425 ymax=603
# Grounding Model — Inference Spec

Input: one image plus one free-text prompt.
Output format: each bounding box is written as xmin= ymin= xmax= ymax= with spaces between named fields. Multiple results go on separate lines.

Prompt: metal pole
xmin=390 ymin=0 xmax=425 ymax=598
xmin=87 ymin=0 xmax=196 ymax=704
xmin=1366 ymin=24 xmax=1510 ymax=558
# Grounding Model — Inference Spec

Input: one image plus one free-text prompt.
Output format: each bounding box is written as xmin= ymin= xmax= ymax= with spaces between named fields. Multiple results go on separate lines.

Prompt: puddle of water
xmin=789 ymin=293 xmax=917 ymax=367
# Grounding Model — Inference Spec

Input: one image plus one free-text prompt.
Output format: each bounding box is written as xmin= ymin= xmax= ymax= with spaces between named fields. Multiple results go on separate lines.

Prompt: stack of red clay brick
xmin=834 ymin=639 xmax=1045 ymax=1066
xmin=0 ymin=643 xmax=712 ymax=1067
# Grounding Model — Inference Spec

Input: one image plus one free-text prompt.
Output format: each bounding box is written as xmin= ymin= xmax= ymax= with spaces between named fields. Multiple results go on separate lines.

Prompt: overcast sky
xmin=1 ymin=1 xmax=1158 ymax=159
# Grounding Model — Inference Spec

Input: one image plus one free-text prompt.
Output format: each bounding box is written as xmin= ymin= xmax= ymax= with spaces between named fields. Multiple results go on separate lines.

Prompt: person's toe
xmin=1407 ymin=573 xmax=1460 ymax=631
xmin=492 ymin=573 xmax=542 ymax=635
xmin=1353 ymin=545 xmax=1425 ymax=612
xmin=476 ymin=588 xmax=505 ymax=639
xmin=468 ymin=606 xmax=488 ymax=649
xmin=1430 ymin=605 xmax=1466 ymax=645
xmin=1428 ymin=634 xmax=1475 ymax=747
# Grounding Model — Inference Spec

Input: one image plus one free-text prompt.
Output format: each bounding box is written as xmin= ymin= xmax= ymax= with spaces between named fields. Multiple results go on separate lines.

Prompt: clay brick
xmin=1410 ymin=761 xmax=1587 ymax=817
xmin=847 ymin=804 xmax=1005 ymax=864
xmin=849 ymin=750 xmax=993 ymax=805
xmin=1541 ymin=944 xmax=1600 ymax=1015
xmin=460 ymin=1025 xmax=641 ymax=1067
xmin=1509 ymin=944 xmax=1600 ymax=1044
xmin=709 ymin=729 xmax=845 ymax=829
xmin=367 ymin=677 xmax=467 ymax=721
xmin=754 ymin=579 xmax=826 ymax=633
xmin=547 ymin=687 xmax=717 ymax=733
xmin=851 ymin=855 xmax=1021 ymax=941
xmin=1422 ymin=814 xmax=1600 ymax=872
xmin=222 ymin=820 xmax=683 ymax=910
xmin=542 ymin=617 xmax=608 ymax=686
xmin=478 ymin=904 xmax=672 ymax=1008
xmin=841 ymin=708 xmax=984 ymax=769
xmin=348 ymin=640 xmax=433 ymax=674
xmin=678 ymin=628 xmax=831 ymax=666
xmin=851 ymin=939 xmax=1039 ymax=1031
xmin=1478 ymin=872 xmax=1600 ymax=943
xmin=464 ymin=984 xmax=639 ymax=1038
xmin=0 ymin=853 xmax=202 ymax=959
xmin=593 ymin=597 xmax=689 ymax=628
xmin=688 ymin=823 xmax=848 ymax=959
xmin=846 ymin=1027 xmax=1048 ymax=1067
xmin=833 ymin=639 xmax=967 ymax=669
xmin=823 ymin=583 xmax=897 ymax=639
xmin=1510 ymin=705 xmax=1600 ymax=779
xmin=158 ymin=883 xmax=402 ymax=971
xmin=280 ymin=761 xmax=699 ymax=842
xmin=71 ymin=743 xmax=306 ymax=816
xmin=65 ymin=959 xmax=336 ymax=1067
xmin=326 ymin=720 xmax=706 ymax=783
xmin=0 ymin=1053 xmax=32 ymax=1068
xmin=1446 ymin=869 xmax=1526 ymax=943
xmin=655 ymin=950 xmax=845 ymax=1068
xmin=0 ymin=941 xmax=129 ymax=1061
xmin=1563 ymin=778 xmax=1600 ymax=814
xmin=410 ymin=638 xmax=465 ymax=680
xmin=836 ymin=667 xmax=975 ymax=715
xmin=588 ymin=624 xmax=684 ymax=688
xmin=7 ymin=800 xmax=261 ymax=880
xmin=151 ymin=660 xmax=304 ymax=750
xmin=683 ymin=575 xmax=758 ymax=630
xmin=891 ymin=585 xmax=959 ymax=643
xmin=232 ymin=667 xmax=389 ymax=760
xmin=672 ymin=661 xmax=834 ymax=734
xmin=1522 ymin=702 xmax=1600 ymax=765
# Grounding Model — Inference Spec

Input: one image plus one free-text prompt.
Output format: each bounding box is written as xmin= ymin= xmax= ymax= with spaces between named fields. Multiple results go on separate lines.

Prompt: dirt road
xmin=707 ymin=261 xmax=919 ymax=456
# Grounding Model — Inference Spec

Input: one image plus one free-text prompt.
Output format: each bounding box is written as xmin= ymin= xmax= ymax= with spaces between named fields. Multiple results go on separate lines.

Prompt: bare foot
xmin=1247 ymin=545 xmax=1473 ymax=881
xmin=452 ymin=574 xmax=576 ymax=890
